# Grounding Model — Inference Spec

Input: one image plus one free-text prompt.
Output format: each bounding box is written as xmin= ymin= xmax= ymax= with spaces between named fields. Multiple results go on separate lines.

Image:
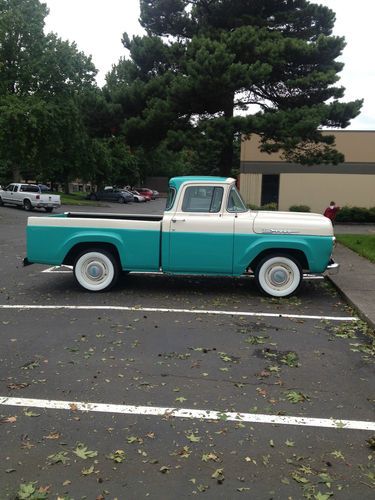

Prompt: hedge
xmin=335 ymin=206 xmax=375 ymax=223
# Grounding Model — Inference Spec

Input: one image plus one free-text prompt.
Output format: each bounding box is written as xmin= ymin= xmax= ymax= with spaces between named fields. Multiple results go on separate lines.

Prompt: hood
xmin=253 ymin=211 xmax=333 ymax=237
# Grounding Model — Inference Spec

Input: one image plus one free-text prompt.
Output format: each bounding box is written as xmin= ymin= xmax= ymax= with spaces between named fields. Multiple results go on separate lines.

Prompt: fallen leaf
xmin=1 ymin=416 xmax=17 ymax=424
xmin=44 ymin=432 xmax=61 ymax=440
xmin=202 ymin=452 xmax=219 ymax=462
xmin=211 ymin=468 xmax=225 ymax=483
xmin=47 ymin=451 xmax=70 ymax=465
xmin=81 ymin=464 xmax=95 ymax=475
xmin=24 ymin=409 xmax=41 ymax=417
xmin=159 ymin=466 xmax=170 ymax=473
xmin=106 ymin=450 xmax=125 ymax=463
xmin=73 ymin=443 xmax=98 ymax=460
xmin=186 ymin=433 xmax=201 ymax=443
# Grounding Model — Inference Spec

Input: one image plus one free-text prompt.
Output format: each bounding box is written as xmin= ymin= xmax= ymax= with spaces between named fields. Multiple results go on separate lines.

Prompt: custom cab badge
xmin=262 ymin=228 xmax=300 ymax=234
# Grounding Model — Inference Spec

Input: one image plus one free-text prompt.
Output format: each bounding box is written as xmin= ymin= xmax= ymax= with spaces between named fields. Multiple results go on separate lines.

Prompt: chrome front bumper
xmin=325 ymin=258 xmax=340 ymax=275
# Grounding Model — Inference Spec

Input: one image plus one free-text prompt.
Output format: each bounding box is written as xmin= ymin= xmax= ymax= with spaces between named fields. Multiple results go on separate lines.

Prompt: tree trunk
xmin=218 ymin=95 xmax=234 ymax=177
xmin=12 ymin=165 xmax=21 ymax=182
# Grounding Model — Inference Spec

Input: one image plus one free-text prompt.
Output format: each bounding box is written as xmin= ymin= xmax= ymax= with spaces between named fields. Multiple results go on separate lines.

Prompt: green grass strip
xmin=336 ymin=235 xmax=375 ymax=263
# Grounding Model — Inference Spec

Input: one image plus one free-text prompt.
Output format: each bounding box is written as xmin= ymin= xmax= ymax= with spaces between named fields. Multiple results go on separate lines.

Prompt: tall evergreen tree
xmin=108 ymin=0 xmax=362 ymax=176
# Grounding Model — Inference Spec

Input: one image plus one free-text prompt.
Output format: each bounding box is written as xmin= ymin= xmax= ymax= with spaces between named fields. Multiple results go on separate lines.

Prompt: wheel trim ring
xmin=75 ymin=252 xmax=115 ymax=291
xmin=258 ymin=257 xmax=301 ymax=296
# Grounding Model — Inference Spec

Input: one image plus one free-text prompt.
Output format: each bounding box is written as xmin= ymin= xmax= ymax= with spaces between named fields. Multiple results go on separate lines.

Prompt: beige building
xmin=239 ymin=131 xmax=375 ymax=213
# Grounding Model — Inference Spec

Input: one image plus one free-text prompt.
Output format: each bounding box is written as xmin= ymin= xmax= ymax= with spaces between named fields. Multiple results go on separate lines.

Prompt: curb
xmin=328 ymin=276 xmax=375 ymax=331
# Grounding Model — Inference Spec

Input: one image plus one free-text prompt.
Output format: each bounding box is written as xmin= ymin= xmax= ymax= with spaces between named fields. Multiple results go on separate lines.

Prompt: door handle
xmin=172 ymin=218 xmax=186 ymax=223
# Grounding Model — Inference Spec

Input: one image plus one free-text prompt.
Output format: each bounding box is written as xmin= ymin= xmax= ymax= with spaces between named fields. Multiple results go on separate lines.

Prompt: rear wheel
xmin=45 ymin=207 xmax=53 ymax=213
xmin=73 ymin=249 xmax=119 ymax=292
xmin=118 ymin=196 xmax=125 ymax=204
xmin=255 ymin=254 xmax=302 ymax=297
xmin=89 ymin=193 xmax=97 ymax=201
xmin=23 ymin=199 xmax=33 ymax=211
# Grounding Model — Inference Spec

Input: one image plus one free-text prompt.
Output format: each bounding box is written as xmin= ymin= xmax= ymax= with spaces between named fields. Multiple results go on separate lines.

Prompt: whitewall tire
xmin=74 ymin=250 xmax=119 ymax=292
xmin=255 ymin=255 xmax=302 ymax=298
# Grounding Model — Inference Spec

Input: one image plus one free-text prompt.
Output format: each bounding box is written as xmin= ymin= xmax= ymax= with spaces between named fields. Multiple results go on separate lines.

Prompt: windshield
xmin=227 ymin=186 xmax=248 ymax=213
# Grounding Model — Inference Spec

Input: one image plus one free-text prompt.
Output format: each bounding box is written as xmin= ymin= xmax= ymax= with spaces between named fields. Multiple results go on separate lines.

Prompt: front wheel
xmin=73 ymin=249 xmax=119 ymax=292
xmin=255 ymin=254 xmax=302 ymax=298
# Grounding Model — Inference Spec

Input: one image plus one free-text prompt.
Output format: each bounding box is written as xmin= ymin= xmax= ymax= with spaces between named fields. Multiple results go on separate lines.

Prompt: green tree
xmin=108 ymin=0 xmax=362 ymax=177
xmin=0 ymin=0 xmax=97 ymax=184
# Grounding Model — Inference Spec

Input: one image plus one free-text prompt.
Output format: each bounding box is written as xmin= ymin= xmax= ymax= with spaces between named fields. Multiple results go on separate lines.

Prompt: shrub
xmin=260 ymin=202 xmax=278 ymax=211
xmin=289 ymin=205 xmax=311 ymax=212
xmin=247 ymin=202 xmax=278 ymax=211
xmin=335 ymin=206 xmax=375 ymax=223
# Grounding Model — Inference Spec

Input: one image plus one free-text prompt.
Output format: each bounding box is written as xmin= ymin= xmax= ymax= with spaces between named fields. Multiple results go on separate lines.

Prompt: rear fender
xmin=61 ymin=232 xmax=124 ymax=267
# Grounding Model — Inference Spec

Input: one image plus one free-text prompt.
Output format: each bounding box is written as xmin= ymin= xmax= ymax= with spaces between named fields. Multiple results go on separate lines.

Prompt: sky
xmin=43 ymin=0 xmax=375 ymax=130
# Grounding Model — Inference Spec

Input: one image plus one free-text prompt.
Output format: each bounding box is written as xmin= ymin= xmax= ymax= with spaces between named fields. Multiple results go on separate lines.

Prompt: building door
xmin=261 ymin=174 xmax=280 ymax=207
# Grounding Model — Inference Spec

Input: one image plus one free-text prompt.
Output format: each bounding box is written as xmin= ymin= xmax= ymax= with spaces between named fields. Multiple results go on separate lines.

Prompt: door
xmin=261 ymin=174 xmax=280 ymax=207
xmin=3 ymin=184 xmax=15 ymax=204
xmin=167 ymin=185 xmax=235 ymax=274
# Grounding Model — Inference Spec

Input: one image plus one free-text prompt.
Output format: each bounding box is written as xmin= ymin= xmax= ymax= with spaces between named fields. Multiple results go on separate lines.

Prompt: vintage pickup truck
xmin=24 ymin=176 xmax=338 ymax=297
xmin=0 ymin=183 xmax=61 ymax=212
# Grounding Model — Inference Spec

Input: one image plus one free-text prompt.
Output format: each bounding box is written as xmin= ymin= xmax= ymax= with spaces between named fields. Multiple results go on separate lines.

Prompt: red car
xmin=134 ymin=187 xmax=154 ymax=200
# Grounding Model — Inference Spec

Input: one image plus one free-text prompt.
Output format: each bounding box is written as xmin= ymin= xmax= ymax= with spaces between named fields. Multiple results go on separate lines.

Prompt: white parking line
xmin=0 ymin=396 xmax=374 ymax=431
xmin=0 ymin=304 xmax=358 ymax=322
xmin=42 ymin=265 xmax=72 ymax=273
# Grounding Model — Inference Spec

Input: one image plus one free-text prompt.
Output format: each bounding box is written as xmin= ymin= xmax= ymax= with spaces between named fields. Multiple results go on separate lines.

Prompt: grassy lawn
xmin=58 ymin=192 xmax=98 ymax=206
xmin=336 ymin=235 xmax=375 ymax=263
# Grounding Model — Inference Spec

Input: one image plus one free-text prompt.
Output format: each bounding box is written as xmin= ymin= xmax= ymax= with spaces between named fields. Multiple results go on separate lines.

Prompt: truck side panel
xmin=27 ymin=217 xmax=161 ymax=271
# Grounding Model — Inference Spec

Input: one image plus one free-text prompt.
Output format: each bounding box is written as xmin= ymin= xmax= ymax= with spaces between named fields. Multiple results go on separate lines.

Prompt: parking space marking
xmin=1 ymin=396 xmax=374 ymax=431
xmin=42 ymin=265 xmax=72 ymax=273
xmin=0 ymin=304 xmax=358 ymax=322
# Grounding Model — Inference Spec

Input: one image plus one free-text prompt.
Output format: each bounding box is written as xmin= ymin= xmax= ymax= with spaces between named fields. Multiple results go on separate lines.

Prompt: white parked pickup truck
xmin=0 ymin=183 xmax=61 ymax=212
xmin=24 ymin=176 xmax=338 ymax=297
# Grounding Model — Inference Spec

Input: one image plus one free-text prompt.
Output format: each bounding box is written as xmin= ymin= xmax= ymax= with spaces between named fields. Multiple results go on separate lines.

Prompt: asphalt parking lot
xmin=0 ymin=202 xmax=374 ymax=499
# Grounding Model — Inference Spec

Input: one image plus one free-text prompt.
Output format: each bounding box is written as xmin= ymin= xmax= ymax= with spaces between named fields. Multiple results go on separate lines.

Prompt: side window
xmin=165 ymin=187 xmax=176 ymax=211
xmin=182 ymin=186 xmax=223 ymax=213
xmin=5 ymin=185 xmax=13 ymax=192
xmin=227 ymin=186 xmax=247 ymax=212
xmin=13 ymin=185 xmax=18 ymax=192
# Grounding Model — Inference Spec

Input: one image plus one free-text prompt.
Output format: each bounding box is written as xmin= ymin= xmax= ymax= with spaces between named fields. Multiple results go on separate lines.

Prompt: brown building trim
xmin=240 ymin=161 xmax=375 ymax=175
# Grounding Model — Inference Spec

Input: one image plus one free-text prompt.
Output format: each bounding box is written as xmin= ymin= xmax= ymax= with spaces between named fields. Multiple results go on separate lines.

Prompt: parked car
xmin=134 ymin=187 xmax=154 ymax=200
xmin=88 ymin=188 xmax=134 ymax=203
xmin=130 ymin=190 xmax=146 ymax=202
xmin=38 ymin=184 xmax=51 ymax=193
xmin=0 ymin=183 xmax=61 ymax=212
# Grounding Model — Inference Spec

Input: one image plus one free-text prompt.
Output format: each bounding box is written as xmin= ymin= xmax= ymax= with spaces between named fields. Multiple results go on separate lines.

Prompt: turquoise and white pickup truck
xmin=24 ymin=176 xmax=338 ymax=297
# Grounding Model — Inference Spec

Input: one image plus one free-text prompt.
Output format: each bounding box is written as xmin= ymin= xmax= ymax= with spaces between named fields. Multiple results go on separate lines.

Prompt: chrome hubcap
xmin=85 ymin=261 xmax=107 ymax=282
xmin=270 ymin=267 xmax=289 ymax=286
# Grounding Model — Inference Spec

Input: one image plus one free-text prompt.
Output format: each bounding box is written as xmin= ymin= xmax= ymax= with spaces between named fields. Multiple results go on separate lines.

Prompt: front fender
xmin=234 ymin=235 xmax=333 ymax=274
